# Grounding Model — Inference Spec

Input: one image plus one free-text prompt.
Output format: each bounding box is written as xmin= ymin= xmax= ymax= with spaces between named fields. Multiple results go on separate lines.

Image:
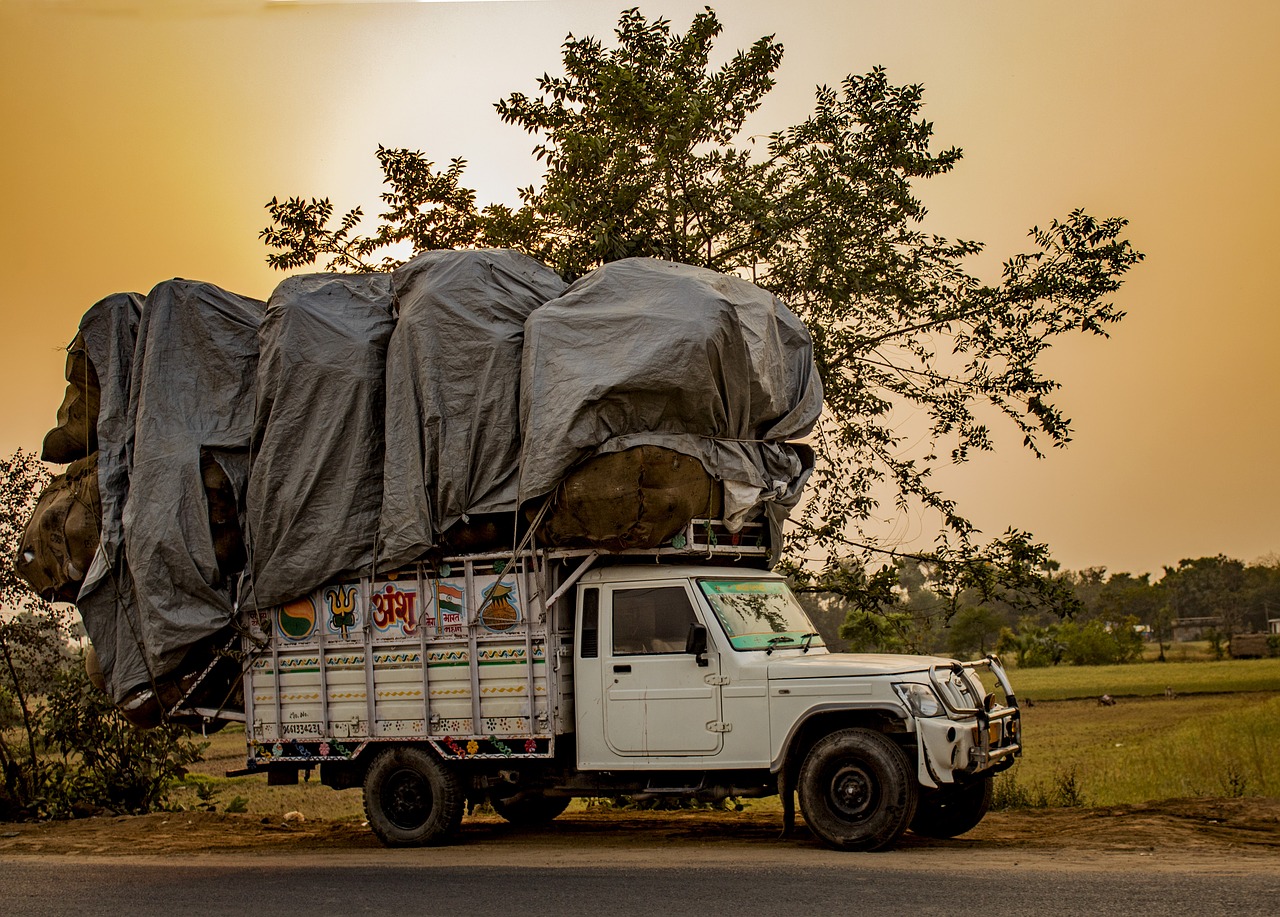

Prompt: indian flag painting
xmin=479 ymin=579 xmax=520 ymax=632
xmin=437 ymin=581 xmax=464 ymax=637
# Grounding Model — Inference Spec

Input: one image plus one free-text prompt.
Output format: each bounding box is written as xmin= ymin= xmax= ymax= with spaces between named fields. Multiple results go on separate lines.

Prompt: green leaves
xmin=43 ymin=661 xmax=208 ymax=817
xmin=260 ymin=148 xmax=494 ymax=273
xmin=494 ymin=6 xmax=782 ymax=277
xmin=761 ymin=74 xmax=1141 ymax=568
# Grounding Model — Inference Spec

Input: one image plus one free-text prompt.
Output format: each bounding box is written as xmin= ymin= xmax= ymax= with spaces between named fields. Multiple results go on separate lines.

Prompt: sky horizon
xmin=2 ymin=0 xmax=1277 ymax=579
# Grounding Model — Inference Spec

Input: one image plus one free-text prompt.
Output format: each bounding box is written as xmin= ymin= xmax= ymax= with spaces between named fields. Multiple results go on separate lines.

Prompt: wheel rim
xmin=828 ymin=764 xmax=877 ymax=820
xmin=384 ymin=766 xmax=433 ymax=830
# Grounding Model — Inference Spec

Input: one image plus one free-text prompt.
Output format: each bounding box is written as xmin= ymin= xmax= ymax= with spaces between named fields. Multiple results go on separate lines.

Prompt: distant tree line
xmin=796 ymin=553 xmax=1280 ymax=665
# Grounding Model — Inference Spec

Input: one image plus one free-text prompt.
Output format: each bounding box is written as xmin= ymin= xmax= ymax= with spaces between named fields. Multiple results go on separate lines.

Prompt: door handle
xmin=613 ymin=664 xmax=632 ymax=673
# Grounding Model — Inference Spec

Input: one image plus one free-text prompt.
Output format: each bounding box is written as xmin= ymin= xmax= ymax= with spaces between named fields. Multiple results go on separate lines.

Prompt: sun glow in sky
xmin=2 ymin=0 xmax=1277 ymax=575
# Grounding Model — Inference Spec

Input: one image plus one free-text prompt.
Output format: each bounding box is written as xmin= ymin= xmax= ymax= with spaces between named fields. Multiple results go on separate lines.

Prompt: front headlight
xmin=894 ymin=682 xmax=944 ymax=717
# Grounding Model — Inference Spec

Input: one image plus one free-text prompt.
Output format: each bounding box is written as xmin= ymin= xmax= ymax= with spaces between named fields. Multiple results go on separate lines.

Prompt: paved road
xmin=4 ymin=853 xmax=1278 ymax=917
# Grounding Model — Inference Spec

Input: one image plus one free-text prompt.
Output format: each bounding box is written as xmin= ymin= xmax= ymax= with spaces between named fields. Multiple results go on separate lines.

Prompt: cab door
xmin=601 ymin=581 xmax=723 ymax=756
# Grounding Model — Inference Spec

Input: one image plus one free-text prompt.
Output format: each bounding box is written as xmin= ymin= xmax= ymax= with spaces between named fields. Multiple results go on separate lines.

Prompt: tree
xmin=494 ymin=7 xmax=782 ymax=277
xmin=1241 ymin=558 xmax=1280 ymax=634
xmin=1161 ymin=556 xmax=1247 ymax=639
xmin=995 ymin=618 xmax=1064 ymax=668
xmin=946 ymin=605 xmax=1006 ymax=658
xmin=262 ymin=7 xmax=1141 ymax=604
xmin=1094 ymin=570 xmax=1164 ymax=660
xmin=1055 ymin=616 xmax=1143 ymax=666
xmin=0 ymin=449 xmax=62 ymax=816
xmin=262 ymin=147 xmax=492 ymax=273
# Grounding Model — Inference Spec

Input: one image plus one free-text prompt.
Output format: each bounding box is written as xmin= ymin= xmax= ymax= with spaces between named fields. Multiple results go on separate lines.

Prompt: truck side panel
xmin=244 ymin=556 xmax=554 ymax=763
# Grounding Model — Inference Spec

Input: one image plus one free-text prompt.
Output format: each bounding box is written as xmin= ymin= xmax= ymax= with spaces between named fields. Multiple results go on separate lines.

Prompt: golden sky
xmin=2 ymin=0 xmax=1277 ymax=575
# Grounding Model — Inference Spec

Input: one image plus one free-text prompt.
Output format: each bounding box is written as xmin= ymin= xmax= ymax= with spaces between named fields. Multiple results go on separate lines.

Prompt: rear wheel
xmin=363 ymin=746 xmax=464 ymax=847
xmin=910 ymin=776 xmax=993 ymax=838
xmin=491 ymin=791 xmax=571 ymax=826
xmin=797 ymin=728 xmax=917 ymax=851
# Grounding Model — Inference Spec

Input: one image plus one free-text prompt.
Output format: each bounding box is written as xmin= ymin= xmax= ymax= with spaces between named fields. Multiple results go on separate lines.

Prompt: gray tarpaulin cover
xmin=377 ymin=249 xmax=566 ymax=569
xmin=519 ymin=258 xmax=823 ymax=552
xmin=64 ymin=254 xmax=821 ymax=703
xmin=245 ymin=274 xmax=394 ymax=608
xmin=76 ymin=292 xmax=146 ymax=701
xmin=80 ymin=280 xmax=264 ymax=700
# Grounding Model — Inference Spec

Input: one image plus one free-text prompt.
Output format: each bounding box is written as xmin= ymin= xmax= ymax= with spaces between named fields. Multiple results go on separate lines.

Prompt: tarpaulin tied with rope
xmin=20 ymin=252 xmax=821 ymax=715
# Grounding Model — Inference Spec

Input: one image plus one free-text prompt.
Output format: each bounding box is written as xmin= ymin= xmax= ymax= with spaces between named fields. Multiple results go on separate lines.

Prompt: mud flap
xmin=778 ymin=760 xmax=795 ymax=838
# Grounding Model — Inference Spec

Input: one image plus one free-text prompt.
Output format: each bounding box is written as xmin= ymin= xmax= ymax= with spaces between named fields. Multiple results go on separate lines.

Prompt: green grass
xmin=178 ymin=725 xmax=367 ymax=821
xmin=1003 ymin=657 xmax=1280 ymax=702
xmin=993 ymin=692 xmax=1280 ymax=806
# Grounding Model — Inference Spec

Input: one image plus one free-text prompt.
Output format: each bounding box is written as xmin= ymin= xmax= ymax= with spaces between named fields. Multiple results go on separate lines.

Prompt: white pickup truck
xmin=237 ymin=528 xmax=1020 ymax=851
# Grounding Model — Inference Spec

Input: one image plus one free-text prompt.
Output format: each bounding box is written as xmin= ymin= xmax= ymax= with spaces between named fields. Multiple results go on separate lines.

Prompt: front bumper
xmin=915 ymin=654 xmax=1021 ymax=787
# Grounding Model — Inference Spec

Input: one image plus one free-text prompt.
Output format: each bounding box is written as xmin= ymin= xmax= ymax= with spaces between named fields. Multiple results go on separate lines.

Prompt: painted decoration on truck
xmin=323 ymin=584 xmax=359 ymax=640
xmin=478 ymin=578 xmax=521 ymax=632
xmin=244 ymin=604 xmax=272 ymax=641
xmin=371 ymin=581 xmax=419 ymax=638
xmin=277 ymin=595 xmax=318 ymax=641
xmin=436 ymin=581 xmax=464 ymax=637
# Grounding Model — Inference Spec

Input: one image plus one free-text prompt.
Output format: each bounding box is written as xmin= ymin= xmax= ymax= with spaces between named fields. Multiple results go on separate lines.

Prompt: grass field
xmin=178 ymin=655 xmax=1280 ymax=819
xmin=1002 ymin=657 xmax=1280 ymax=702
xmin=994 ymin=692 xmax=1280 ymax=807
xmin=984 ymin=655 xmax=1280 ymax=807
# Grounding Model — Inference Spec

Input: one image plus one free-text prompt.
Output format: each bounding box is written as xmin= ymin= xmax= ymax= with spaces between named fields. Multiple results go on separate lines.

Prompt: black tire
xmin=797 ymin=728 xmax=917 ymax=851
xmin=910 ymin=776 xmax=993 ymax=839
xmin=491 ymin=792 xmax=572 ymax=826
xmin=363 ymin=746 xmax=464 ymax=847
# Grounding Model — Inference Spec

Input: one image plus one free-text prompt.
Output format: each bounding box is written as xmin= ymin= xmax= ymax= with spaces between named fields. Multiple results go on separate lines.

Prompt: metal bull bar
xmin=928 ymin=654 xmax=1022 ymax=772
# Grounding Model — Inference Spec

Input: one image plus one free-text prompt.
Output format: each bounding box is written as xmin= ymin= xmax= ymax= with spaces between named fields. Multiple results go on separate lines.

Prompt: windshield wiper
xmin=800 ymin=632 xmax=819 ymax=653
xmin=765 ymin=635 xmax=797 ymax=655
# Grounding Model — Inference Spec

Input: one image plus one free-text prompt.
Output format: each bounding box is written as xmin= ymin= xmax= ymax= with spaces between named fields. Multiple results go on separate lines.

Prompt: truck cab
xmin=558 ymin=564 xmax=1020 ymax=850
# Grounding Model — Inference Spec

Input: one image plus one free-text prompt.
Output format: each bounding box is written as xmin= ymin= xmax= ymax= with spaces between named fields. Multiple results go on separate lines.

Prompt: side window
xmin=612 ymin=586 xmax=697 ymax=656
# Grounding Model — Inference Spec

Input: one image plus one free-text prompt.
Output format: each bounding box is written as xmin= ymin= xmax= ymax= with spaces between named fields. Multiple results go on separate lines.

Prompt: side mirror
xmin=685 ymin=623 xmax=709 ymax=667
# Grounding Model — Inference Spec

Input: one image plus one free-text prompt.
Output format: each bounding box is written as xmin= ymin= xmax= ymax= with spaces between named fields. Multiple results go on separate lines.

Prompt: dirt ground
xmin=2 ymin=797 xmax=1278 ymax=864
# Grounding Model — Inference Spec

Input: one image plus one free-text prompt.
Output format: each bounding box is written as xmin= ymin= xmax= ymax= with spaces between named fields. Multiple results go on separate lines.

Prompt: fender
xmin=770 ymin=701 xmax=913 ymax=772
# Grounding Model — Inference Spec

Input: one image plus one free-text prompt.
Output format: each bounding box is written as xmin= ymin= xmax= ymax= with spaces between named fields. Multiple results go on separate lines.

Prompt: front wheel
xmin=363 ymin=746 xmax=464 ymax=847
xmin=910 ymin=776 xmax=993 ymax=838
xmin=797 ymin=728 xmax=917 ymax=851
xmin=491 ymin=791 xmax=572 ymax=826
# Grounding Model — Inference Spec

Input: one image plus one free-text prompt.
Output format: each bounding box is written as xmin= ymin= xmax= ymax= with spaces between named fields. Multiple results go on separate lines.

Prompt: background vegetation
xmin=798 ymin=554 xmax=1280 ymax=664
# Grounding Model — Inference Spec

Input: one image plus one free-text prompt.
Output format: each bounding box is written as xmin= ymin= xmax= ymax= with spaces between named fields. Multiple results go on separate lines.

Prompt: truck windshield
xmin=697 ymin=579 xmax=825 ymax=651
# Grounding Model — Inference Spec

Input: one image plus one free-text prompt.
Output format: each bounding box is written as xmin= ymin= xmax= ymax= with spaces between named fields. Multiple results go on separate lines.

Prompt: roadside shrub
xmin=1052 ymin=767 xmax=1086 ymax=807
xmin=996 ymin=625 xmax=1062 ymax=668
xmin=1204 ymin=628 xmax=1226 ymax=660
xmin=991 ymin=765 xmax=1086 ymax=809
xmin=1218 ymin=763 xmax=1249 ymax=798
xmin=998 ymin=616 xmax=1142 ymax=668
xmin=42 ymin=661 xmax=207 ymax=817
xmin=991 ymin=769 xmax=1043 ymax=809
